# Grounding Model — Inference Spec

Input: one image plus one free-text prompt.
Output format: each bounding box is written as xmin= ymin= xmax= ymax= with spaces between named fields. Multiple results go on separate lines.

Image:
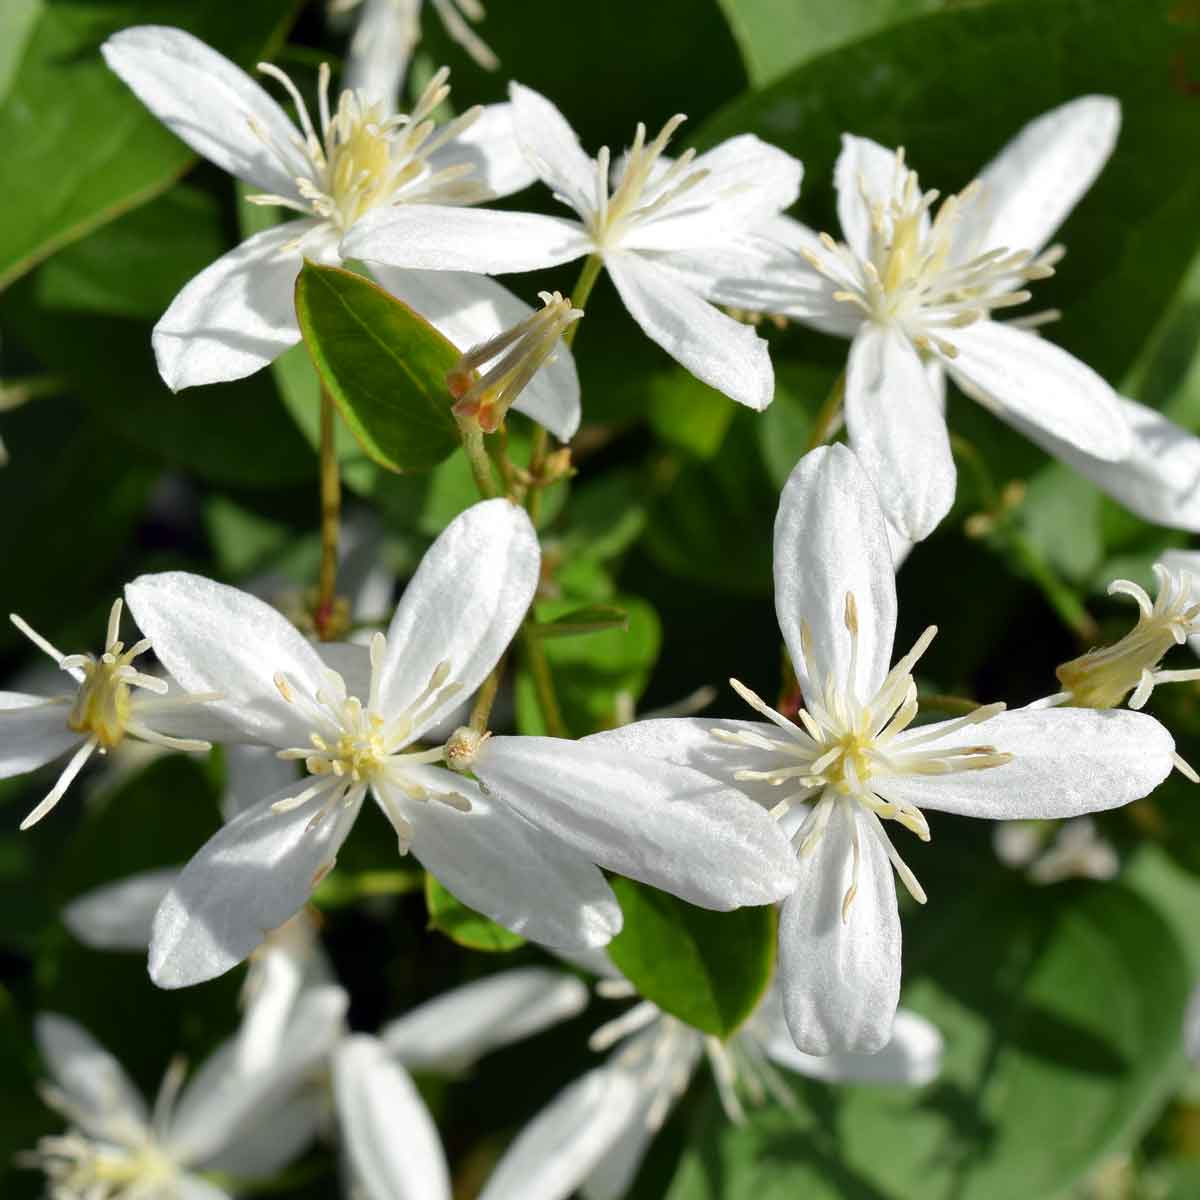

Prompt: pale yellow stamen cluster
xmin=716 ymin=591 xmax=1011 ymax=917
xmin=447 ymin=291 xmax=584 ymax=431
xmin=583 ymin=116 xmax=709 ymax=250
xmin=803 ymin=149 xmax=1060 ymax=356
xmin=247 ymin=63 xmax=487 ymax=237
xmin=273 ymin=632 xmax=467 ymax=851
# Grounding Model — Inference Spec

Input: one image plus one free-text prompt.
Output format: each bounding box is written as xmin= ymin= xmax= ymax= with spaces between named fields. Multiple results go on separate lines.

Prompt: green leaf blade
xmin=425 ymin=874 xmax=526 ymax=953
xmin=295 ymin=262 xmax=461 ymax=472
xmin=606 ymin=878 xmax=776 ymax=1039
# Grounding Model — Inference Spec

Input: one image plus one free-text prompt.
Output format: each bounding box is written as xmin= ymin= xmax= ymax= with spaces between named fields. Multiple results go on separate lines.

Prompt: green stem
xmin=919 ymin=692 xmax=983 ymax=716
xmin=313 ymin=868 xmax=424 ymax=908
xmin=470 ymin=652 xmax=505 ymax=733
xmin=458 ymin=418 xmax=498 ymax=498
xmin=949 ymin=432 xmax=1000 ymax=512
xmin=803 ymin=370 xmax=846 ymax=452
xmin=562 ymin=253 xmax=604 ymax=349
xmin=315 ymin=386 xmax=342 ymax=640
xmin=521 ymin=623 xmax=569 ymax=737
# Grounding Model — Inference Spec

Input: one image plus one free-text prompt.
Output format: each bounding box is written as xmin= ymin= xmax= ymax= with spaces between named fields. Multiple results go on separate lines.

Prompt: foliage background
xmin=4 ymin=0 xmax=1200 ymax=1196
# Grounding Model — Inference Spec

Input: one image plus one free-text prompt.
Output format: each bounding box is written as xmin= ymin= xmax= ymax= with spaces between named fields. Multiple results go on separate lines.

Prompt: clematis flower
xmin=1 ymin=598 xmax=224 ymax=830
xmin=333 ymin=0 xmax=497 ymax=108
xmin=993 ymin=816 xmax=1118 ymax=886
xmin=713 ymin=98 xmax=1130 ymax=540
xmin=101 ymin=28 xmax=582 ymax=438
xmin=590 ymin=444 xmax=1174 ymax=1053
xmin=124 ymin=500 xmax=795 ymax=988
xmin=343 ymin=82 xmax=804 ymax=411
xmin=480 ymin=951 xmax=942 ymax=1200
xmin=22 ymin=987 xmax=347 ymax=1200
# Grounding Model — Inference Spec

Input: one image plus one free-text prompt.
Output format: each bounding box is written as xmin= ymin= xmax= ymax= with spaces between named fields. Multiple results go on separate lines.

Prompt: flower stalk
xmin=316 ymin=384 xmax=343 ymax=640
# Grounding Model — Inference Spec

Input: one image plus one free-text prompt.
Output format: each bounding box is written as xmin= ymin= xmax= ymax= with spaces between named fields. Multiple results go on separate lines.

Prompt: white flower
xmin=334 ymin=0 xmax=497 ymax=108
xmin=993 ymin=816 xmax=1119 ymax=886
xmin=720 ymin=98 xmax=1129 ymax=541
xmin=123 ymin=499 xmax=625 ymax=987
xmin=0 ymin=598 xmax=224 ymax=830
xmin=479 ymin=952 xmax=942 ymax=1200
xmin=24 ymin=987 xmax=346 ymax=1200
xmin=590 ymin=444 xmax=1175 ymax=1054
xmin=343 ymin=82 xmax=805 ymax=411
xmin=101 ymin=28 xmax=580 ymax=438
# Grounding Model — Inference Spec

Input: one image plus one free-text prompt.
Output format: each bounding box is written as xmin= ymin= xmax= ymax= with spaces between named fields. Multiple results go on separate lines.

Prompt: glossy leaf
xmin=606 ymin=878 xmax=776 ymax=1039
xmin=295 ymin=262 xmax=461 ymax=473
xmin=425 ymin=874 xmax=526 ymax=953
xmin=530 ymin=605 xmax=630 ymax=639
xmin=0 ymin=0 xmax=299 ymax=289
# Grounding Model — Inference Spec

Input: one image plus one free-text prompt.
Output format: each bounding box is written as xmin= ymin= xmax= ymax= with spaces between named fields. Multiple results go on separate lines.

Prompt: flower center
xmin=246 ymin=64 xmax=488 ymax=236
xmin=586 ymin=116 xmax=709 ymax=250
xmin=715 ymin=591 xmax=1011 ymax=912
xmin=802 ymin=149 xmax=1059 ymax=356
xmin=1057 ymin=564 xmax=1200 ymax=712
xmin=31 ymin=1136 xmax=179 ymax=1199
xmin=273 ymin=633 xmax=468 ymax=850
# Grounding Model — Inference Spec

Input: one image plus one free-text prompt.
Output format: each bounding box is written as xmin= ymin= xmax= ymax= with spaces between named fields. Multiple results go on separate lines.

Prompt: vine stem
xmin=315 ymin=384 xmax=342 ymax=640
xmin=521 ymin=624 xmax=569 ymax=737
xmin=803 ymin=369 xmax=846 ymax=452
xmin=458 ymin=418 xmax=499 ymax=498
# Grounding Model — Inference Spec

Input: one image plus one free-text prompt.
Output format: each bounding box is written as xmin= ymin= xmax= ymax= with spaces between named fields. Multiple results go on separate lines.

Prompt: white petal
xmin=149 ymin=781 xmax=361 ymax=988
xmin=342 ymin=204 xmax=590 ymax=273
xmin=845 ymin=324 xmax=956 ymax=541
xmin=508 ymin=82 xmax=597 ymax=216
xmin=171 ymin=984 xmax=348 ymax=1163
xmin=479 ymin=1067 xmax=644 ymax=1200
xmin=947 ymin=320 xmax=1130 ymax=462
xmin=584 ymin=716 xmax=792 ymax=811
xmin=759 ymin=988 xmax=942 ymax=1086
xmin=778 ymin=803 xmax=901 ymax=1054
xmin=606 ymin=252 xmax=774 ymax=411
xmin=367 ymin=266 xmax=581 ymax=440
xmin=431 ymin=102 xmax=540 ymax=200
xmin=151 ymin=221 xmax=320 ymax=392
xmin=1006 ymin=394 xmax=1200 ymax=532
xmin=835 ymin=135 xmax=906 ymax=259
xmin=334 ymin=1036 xmax=451 ymax=1200
xmin=620 ymin=135 xmax=803 ymax=253
xmin=177 ymin=1176 xmax=235 ymax=1200
xmin=876 ymin=707 xmax=1174 ymax=819
xmin=221 ymin=745 xmax=298 ymax=822
xmin=101 ymin=25 xmax=309 ymax=196
xmin=125 ymin=571 xmax=330 ymax=748
xmin=34 ymin=1013 xmax=147 ymax=1128
xmin=0 ymin=692 xmax=80 ymax=778
xmin=578 ymin=1085 xmax=659 ymax=1200
xmin=63 ymin=867 xmax=180 ymax=952
xmin=200 ymin=1092 xmax=324 ymax=1180
xmin=476 ymin=736 xmax=799 ymax=909
xmin=959 ymin=96 xmax=1120 ymax=257
xmin=774 ymin=443 xmax=898 ymax=705
xmin=342 ymin=0 xmax=415 ymax=106
xmin=389 ymin=766 xmax=622 ymax=950
xmin=381 ymin=968 xmax=589 ymax=1072
xmin=378 ymin=499 xmax=539 ymax=738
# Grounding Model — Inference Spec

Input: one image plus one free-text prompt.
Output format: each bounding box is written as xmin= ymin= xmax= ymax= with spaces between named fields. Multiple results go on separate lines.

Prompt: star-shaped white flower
xmin=101 ymin=28 xmax=581 ymax=439
xmin=478 ymin=950 xmax=941 ymax=1200
xmin=592 ymin=444 xmax=1175 ymax=1053
xmin=25 ymin=987 xmax=346 ymax=1200
xmin=344 ymin=82 xmax=804 ymax=410
xmin=0 ymin=598 xmax=224 ymax=830
xmin=125 ymin=499 xmax=797 ymax=988
xmin=714 ymin=98 xmax=1130 ymax=541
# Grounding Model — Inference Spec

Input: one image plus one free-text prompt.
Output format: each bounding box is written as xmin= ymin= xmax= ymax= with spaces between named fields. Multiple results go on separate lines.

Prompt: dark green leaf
xmin=606 ymin=878 xmax=776 ymax=1039
xmin=0 ymin=0 xmax=299 ymax=288
xmin=295 ymin=262 xmax=461 ymax=473
xmin=425 ymin=874 xmax=525 ymax=952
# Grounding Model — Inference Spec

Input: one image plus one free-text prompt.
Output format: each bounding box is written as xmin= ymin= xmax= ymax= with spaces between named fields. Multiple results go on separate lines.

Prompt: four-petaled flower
xmin=344 ymin=82 xmax=804 ymax=410
xmin=593 ymin=445 xmax=1175 ymax=1052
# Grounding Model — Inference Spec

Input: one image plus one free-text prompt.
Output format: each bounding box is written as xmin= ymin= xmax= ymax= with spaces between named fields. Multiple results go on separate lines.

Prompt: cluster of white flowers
xmin=6 ymin=7 xmax=1200 ymax=1196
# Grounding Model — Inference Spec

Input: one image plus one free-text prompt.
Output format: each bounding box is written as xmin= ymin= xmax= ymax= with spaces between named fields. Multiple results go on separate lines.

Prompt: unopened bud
xmin=445 ymin=725 xmax=488 ymax=772
xmin=448 ymin=292 xmax=583 ymax=433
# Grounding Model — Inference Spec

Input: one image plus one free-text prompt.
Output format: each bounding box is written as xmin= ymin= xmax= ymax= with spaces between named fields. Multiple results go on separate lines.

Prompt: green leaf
xmin=425 ymin=874 xmax=526 ymax=952
xmin=295 ymin=262 xmax=461 ymax=472
xmin=648 ymin=370 xmax=737 ymax=460
xmin=530 ymin=605 xmax=630 ymax=638
xmin=663 ymin=869 xmax=1190 ymax=1200
xmin=0 ymin=0 xmax=300 ymax=289
xmin=606 ymin=878 xmax=776 ymax=1039
xmin=701 ymin=0 xmax=1200 ymax=390
xmin=718 ymin=0 xmax=949 ymax=86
